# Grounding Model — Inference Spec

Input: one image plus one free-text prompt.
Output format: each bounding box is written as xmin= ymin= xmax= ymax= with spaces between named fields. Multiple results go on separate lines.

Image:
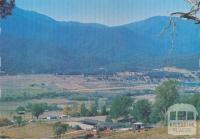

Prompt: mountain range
xmin=1 ymin=7 xmax=200 ymax=74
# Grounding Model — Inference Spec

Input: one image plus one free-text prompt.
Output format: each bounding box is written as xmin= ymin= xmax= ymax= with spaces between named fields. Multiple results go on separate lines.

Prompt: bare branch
xmin=170 ymin=0 xmax=200 ymax=24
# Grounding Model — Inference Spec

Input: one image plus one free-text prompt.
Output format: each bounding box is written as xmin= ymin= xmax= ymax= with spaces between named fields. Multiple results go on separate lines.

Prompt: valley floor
xmin=1 ymin=122 xmax=200 ymax=139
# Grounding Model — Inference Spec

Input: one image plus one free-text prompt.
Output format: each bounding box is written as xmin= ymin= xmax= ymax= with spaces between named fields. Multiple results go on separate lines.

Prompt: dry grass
xmin=1 ymin=122 xmax=200 ymax=139
xmin=0 ymin=123 xmax=54 ymax=139
xmin=0 ymin=74 xmax=156 ymax=93
xmin=107 ymin=128 xmax=176 ymax=139
xmin=107 ymin=121 xmax=200 ymax=139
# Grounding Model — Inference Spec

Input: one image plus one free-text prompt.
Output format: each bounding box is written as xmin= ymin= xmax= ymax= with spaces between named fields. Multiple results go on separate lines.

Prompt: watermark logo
xmin=167 ymin=103 xmax=198 ymax=136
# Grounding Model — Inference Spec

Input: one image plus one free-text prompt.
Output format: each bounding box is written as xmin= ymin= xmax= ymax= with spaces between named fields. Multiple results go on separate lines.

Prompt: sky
xmin=16 ymin=0 xmax=191 ymax=26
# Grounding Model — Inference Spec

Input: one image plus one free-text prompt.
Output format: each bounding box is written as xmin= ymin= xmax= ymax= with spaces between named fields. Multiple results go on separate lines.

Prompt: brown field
xmin=0 ymin=125 xmax=197 ymax=139
xmin=0 ymin=74 xmax=156 ymax=119
xmin=1 ymin=121 xmax=200 ymax=139
xmin=0 ymin=74 xmax=156 ymax=93
xmin=0 ymin=122 xmax=88 ymax=139
xmin=0 ymin=123 xmax=54 ymax=139
xmin=107 ymin=121 xmax=200 ymax=139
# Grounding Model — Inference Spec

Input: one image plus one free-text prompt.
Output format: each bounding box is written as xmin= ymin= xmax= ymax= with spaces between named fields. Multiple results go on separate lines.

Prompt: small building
xmin=67 ymin=122 xmax=94 ymax=130
xmin=47 ymin=116 xmax=57 ymax=120
xmin=17 ymin=111 xmax=25 ymax=115
xmin=117 ymin=116 xmax=135 ymax=124
xmin=96 ymin=122 xmax=128 ymax=131
xmin=59 ymin=114 xmax=71 ymax=119
xmin=133 ymin=122 xmax=145 ymax=130
xmin=81 ymin=119 xmax=99 ymax=126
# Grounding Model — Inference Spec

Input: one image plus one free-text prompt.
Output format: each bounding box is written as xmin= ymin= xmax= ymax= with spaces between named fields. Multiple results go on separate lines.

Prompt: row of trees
xmin=16 ymin=103 xmax=61 ymax=119
xmin=60 ymin=80 xmax=179 ymax=124
xmin=14 ymin=80 xmax=200 ymax=125
xmin=108 ymin=80 xmax=179 ymax=123
xmin=108 ymin=79 xmax=200 ymax=124
xmin=63 ymin=102 xmax=108 ymax=117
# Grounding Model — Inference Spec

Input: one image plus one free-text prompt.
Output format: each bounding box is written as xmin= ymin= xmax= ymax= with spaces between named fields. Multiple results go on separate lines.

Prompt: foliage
xmin=63 ymin=106 xmax=70 ymax=115
xmin=90 ymin=102 xmax=98 ymax=116
xmin=105 ymin=115 xmax=113 ymax=123
xmin=154 ymin=80 xmax=179 ymax=122
xmin=74 ymin=125 xmax=82 ymax=130
xmin=25 ymin=103 xmax=33 ymax=112
xmin=71 ymin=102 xmax=79 ymax=115
xmin=188 ymin=94 xmax=200 ymax=119
xmin=0 ymin=118 xmax=12 ymax=127
xmin=79 ymin=102 xmax=100 ymax=116
xmin=46 ymin=104 xmax=61 ymax=111
xmin=13 ymin=116 xmax=23 ymax=126
xmin=80 ymin=103 xmax=90 ymax=116
xmin=132 ymin=99 xmax=151 ymax=123
xmin=101 ymin=105 xmax=108 ymax=115
xmin=0 ymin=91 xmax=71 ymax=102
xmin=149 ymin=106 xmax=161 ymax=124
xmin=31 ymin=103 xmax=45 ymax=119
xmin=53 ymin=122 xmax=69 ymax=139
xmin=109 ymin=95 xmax=133 ymax=119
xmin=16 ymin=106 xmax=25 ymax=113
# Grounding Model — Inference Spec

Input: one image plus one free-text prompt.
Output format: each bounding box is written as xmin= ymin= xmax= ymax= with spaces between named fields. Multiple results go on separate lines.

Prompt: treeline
xmin=0 ymin=91 xmax=100 ymax=102
xmin=16 ymin=103 xmax=61 ymax=119
xmin=0 ymin=89 xmax=151 ymax=102
xmin=63 ymin=101 xmax=108 ymax=117
xmin=107 ymin=80 xmax=200 ymax=124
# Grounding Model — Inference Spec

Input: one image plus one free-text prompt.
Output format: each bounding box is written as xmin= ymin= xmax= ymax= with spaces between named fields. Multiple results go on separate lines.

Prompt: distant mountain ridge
xmin=0 ymin=7 xmax=200 ymax=74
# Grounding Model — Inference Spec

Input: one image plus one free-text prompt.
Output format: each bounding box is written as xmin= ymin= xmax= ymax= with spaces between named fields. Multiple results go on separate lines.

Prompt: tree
xmin=13 ymin=116 xmax=22 ymax=126
xmin=149 ymin=106 xmax=161 ymax=123
xmin=132 ymin=99 xmax=151 ymax=123
xmin=171 ymin=0 xmax=200 ymax=24
xmin=154 ymin=80 xmax=178 ymax=122
xmin=0 ymin=0 xmax=15 ymax=18
xmin=53 ymin=122 xmax=69 ymax=139
xmin=74 ymin=125 xmax=82 ymax=130
xmin=188 ymin=94 xmax=200 ymax=119
xmin=63 ymin=105 xmax=70 ymax=115
xmin=109 ymin=95 xmax=133 ymax=119
xmin=80 ymin=103 xmax=90 ymax=116
xmin=25 ymin=103 xmax=33 ymax=112
xmin=31 ymin=103 xmax=45 ymax=119
xmin=0 ymin=118 xmax=12 ymax=127
xmin=90 ymin=102 xmax=98 ymax=116
xmin=71 ymin=102 xmax=79 ymax=114
xmin=16 ymin=106 xmax=25 ymax=113
xmin=101 ymin=105 xmax=107 ymax=115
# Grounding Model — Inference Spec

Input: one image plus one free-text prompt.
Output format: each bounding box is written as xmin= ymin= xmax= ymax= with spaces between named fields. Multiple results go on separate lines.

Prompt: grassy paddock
xmin=107 ymin=121 xmax=200 ymax=139
xmin=0 ymin=123 xmax=54 ymax=139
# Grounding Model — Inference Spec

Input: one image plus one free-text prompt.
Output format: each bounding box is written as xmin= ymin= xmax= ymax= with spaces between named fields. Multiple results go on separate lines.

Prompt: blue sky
xmin=16 ymin=0 xmax=190 ymax=26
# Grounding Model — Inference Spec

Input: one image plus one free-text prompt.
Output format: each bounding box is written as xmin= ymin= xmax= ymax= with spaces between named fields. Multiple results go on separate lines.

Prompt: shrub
xmin=0 ymin=118 xmax=12 ymax=127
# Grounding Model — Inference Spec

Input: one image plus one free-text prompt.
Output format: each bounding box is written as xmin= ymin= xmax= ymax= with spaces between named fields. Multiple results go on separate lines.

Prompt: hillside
xmin=0 ymin=8 xmax=200 ymax=74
